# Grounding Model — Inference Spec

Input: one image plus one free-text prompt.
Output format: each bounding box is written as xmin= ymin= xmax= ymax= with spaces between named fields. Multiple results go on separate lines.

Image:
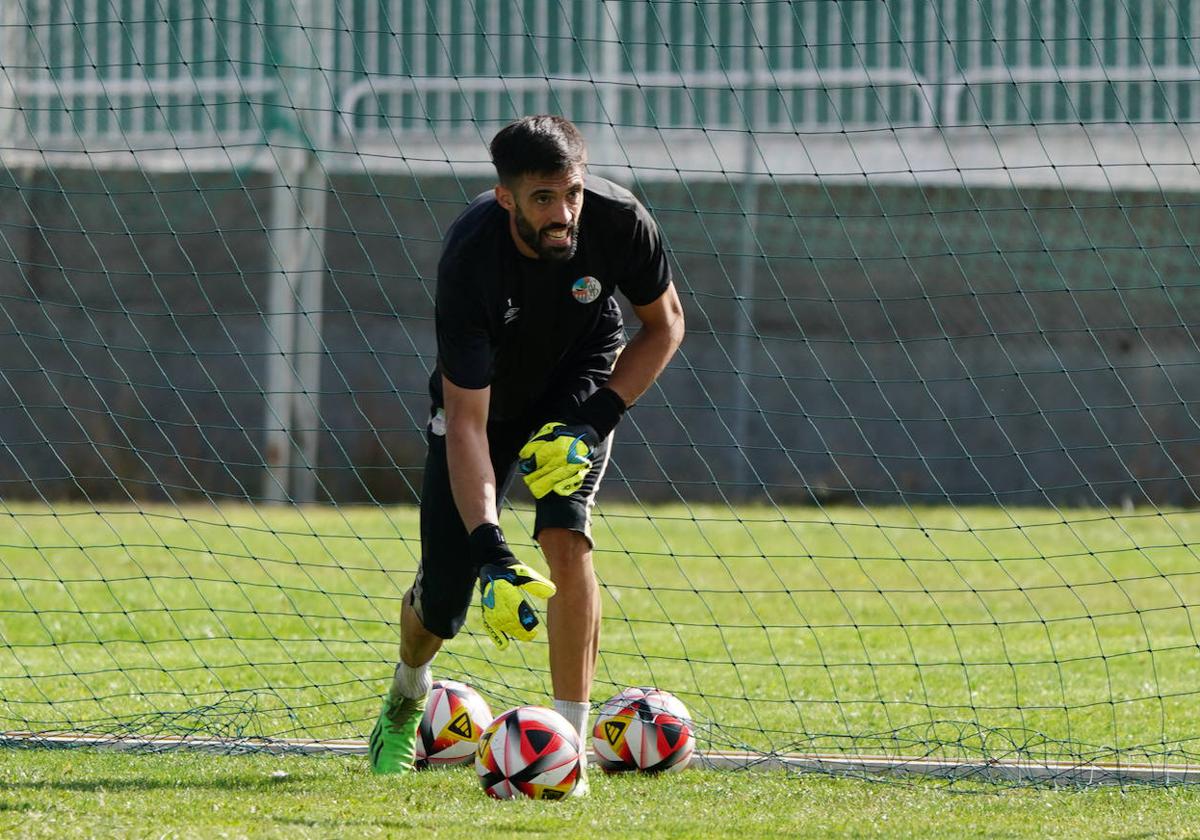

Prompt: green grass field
xmin=4 ymin=749 xmax=1200 ymax=839
xmin=3 ymin=501 xmax=1200 ymax=768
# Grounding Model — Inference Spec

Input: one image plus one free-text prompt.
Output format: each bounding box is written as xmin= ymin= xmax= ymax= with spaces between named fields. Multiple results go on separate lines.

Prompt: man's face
xmin=497 ymin=168 xmax=585 ymax=262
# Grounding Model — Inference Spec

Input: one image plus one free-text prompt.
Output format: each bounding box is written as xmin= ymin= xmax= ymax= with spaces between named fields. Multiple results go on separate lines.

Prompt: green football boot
xmin=368 ymin=691 xmax=427 ymax=775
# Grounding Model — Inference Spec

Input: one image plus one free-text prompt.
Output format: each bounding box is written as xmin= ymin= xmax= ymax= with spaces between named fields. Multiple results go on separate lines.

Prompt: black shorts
xmin=410 ymin=407 xmax=613 ymax=641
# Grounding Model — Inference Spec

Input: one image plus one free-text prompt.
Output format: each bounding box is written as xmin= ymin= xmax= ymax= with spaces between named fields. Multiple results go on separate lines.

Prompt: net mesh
xmin=2 ymin=0 xmax=1200 ymax=782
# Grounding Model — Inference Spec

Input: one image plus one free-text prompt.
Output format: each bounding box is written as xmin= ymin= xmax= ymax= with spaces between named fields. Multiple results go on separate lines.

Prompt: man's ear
xmin=494 ymin=183 xmax=515 ymax=212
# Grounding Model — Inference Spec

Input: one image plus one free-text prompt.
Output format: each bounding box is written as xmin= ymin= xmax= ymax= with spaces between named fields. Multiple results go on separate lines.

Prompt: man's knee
xmin=537 ymin=527 xmax=593 ymax=582
xmin=538 ymin=525 xmax=589 ymax=553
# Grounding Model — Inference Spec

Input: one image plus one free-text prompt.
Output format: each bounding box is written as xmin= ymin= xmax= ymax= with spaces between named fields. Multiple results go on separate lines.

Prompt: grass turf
xmin=3 ymin=749 xmax=1200 ymax=839
xmin=3 ymin=502 xmax=1200 ymax=764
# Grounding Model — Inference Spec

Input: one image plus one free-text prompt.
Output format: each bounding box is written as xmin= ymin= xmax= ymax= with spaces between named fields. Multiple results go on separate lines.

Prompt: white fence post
xmin=261 ymin=0 xmax=330 ymax=504
xmin=732 ymin=3 xmax=766 ymax=500
xmin=0 ymin=2 xmax=29 ymax=145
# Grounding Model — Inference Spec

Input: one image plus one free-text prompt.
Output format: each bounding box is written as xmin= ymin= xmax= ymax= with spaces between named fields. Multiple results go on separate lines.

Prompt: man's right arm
xmin=442 ymin=376 xmax=498 ymax=532
xmin=443 ymin=374 xmax=557 ymax=649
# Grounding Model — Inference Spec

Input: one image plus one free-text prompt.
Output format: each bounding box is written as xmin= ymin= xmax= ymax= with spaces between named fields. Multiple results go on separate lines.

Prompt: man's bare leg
xmin=539 ymin=527 xmax=600 ymax=705
xmin=399 ymin=589 xmax=444 ymax=671
xmin=370 ymin=589 xmax=444 ymax=774
xmin=539 ymin=526 xmax=599 ymax=794
xmin=389 ymin=588 xmax=444 ymax=702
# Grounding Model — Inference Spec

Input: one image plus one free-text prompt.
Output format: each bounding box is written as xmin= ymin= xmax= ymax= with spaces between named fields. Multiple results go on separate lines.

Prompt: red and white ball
xmin=414 ymin=680 xmax=493 ymax=769
xmin=592 ymin=687 xmax=695 ymax=773
xmin=475 ymin=705 xmax=583 ymax=799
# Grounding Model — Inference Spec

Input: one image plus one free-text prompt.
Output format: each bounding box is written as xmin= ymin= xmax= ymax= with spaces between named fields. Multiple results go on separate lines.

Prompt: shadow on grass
xmin=0 ymin=775 xmax=305 ymax=794
xmin=0 ymin=801 xmax=37 ymax=812
xmin=271 ymin=816 xmax=420 ymax=831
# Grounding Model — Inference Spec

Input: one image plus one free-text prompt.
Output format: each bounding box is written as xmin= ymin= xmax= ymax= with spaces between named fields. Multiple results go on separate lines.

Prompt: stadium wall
xmin=1 ymin=166 xmax=1197 ymax=506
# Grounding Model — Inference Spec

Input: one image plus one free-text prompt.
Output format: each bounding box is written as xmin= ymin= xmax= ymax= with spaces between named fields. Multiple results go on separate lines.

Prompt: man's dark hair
xmin=489 ymin=115 xmax=587 ymax=183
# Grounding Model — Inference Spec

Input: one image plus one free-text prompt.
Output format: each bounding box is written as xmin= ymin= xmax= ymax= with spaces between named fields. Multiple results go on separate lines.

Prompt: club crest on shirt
xmin=571 ymin=276 xmax=602 ymax=304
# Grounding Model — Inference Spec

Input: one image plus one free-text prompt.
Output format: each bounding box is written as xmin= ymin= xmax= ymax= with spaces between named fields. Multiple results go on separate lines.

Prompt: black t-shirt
xmin=430 ymin=174 xmax=671 ymax=423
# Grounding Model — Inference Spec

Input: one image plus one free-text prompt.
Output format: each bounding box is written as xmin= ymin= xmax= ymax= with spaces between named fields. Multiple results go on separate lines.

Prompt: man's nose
xmin=550 ymin=201 xmax=573 ymax=226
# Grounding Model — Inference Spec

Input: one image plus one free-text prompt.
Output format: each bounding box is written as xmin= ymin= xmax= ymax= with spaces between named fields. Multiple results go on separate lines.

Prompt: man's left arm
xmin=518 ymin=283 xmax=684 ymax=498
xmin=604 ymin=281 xmax=685 ymax=406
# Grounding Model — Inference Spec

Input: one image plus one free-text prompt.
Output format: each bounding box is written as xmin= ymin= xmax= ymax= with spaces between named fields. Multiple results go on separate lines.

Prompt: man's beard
xmin=514 ymin=205 xmax=578 ymax=262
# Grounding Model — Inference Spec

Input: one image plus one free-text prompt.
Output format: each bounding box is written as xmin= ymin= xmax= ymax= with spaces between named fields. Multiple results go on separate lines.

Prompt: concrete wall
xmin=1 ymin=166 xmax=1197 ymax=506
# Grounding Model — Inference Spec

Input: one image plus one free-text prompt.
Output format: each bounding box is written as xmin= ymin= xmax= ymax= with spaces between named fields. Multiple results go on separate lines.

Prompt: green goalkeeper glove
xmin=517 ymin=387 xmax=626 ymax=500
xmin=518 ymin=421 xmax=598 ymax=499
xmin=471 ymin=525 xmax=557 ymax=650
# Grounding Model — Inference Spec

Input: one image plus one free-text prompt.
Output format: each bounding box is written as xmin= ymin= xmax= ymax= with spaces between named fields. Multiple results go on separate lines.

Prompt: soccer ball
xmin=475 ymin=705 xmax=583 ymax=799
xmin=592 ymin=686 xmax=695 ymax=773
xmin=414 ymin=680 xmax=493 ymax=769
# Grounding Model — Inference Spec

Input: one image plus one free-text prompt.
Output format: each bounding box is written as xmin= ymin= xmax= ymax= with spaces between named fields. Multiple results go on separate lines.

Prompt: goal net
xmin=2 ymin=0 xmax=1200 ymax=783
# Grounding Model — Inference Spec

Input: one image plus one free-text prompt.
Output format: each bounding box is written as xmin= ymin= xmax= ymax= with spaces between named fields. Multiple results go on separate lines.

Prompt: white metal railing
xmin=337 ymin=68 xmax=938 ymax=138
xmin=8 ymin=0 xmax=279 ymax=146
xmin=944 ymin=65 xmax=1200 ymax=126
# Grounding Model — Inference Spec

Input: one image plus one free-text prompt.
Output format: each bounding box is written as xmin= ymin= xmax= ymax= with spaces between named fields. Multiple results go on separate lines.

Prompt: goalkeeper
xmin=370 ymin=115 xmax=684 ymax=789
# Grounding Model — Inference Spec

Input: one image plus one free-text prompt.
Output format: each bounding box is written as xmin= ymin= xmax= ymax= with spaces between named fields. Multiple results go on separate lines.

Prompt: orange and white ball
xmin=413 ymin=679 xmax=493 ymax=768
xmin=475 ymin=705 xmax=583 ymax=799
xmin=592 ymin=687 xmax=694 ymax=773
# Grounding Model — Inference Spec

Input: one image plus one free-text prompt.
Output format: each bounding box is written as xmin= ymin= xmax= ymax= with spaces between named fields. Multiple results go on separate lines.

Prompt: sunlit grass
xmin=3 ymin=749 xmax=1200 ymax=840
xmin=3 ymin=502 xmax=1200 ymax=764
